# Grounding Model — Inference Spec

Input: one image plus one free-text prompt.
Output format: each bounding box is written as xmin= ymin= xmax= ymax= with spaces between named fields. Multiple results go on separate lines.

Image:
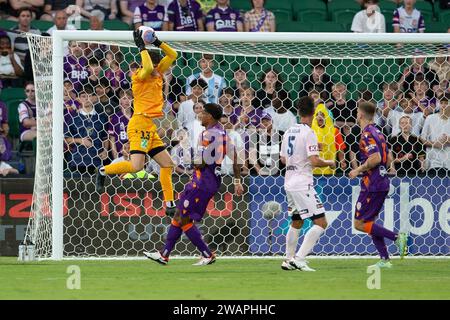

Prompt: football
xmin=138 ymin=26 xmax=155 ymax=45
xmin=261 ymin=201 xmax=282 ymax=219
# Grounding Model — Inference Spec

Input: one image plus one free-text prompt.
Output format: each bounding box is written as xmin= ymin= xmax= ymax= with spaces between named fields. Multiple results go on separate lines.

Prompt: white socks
xmin=285 ymin=226 xmax=301 ymax=260
xmin=296 ymin=225 xmax=325 ymax=261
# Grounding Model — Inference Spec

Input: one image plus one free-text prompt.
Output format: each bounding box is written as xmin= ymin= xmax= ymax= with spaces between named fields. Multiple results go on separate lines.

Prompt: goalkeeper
xmin=96 ymin=28 xmax=178 ymax=215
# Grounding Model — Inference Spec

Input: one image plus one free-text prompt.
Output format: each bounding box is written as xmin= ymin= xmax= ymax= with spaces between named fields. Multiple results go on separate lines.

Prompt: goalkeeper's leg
xmin=151 ymin=148 xmax=176 ymax=216
xmin=96 ymin=153 xmax=145 ymax=192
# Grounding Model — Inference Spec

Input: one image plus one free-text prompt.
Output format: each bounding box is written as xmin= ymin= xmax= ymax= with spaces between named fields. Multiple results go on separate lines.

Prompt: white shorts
xmin=286 ymin=189 xmax=325 ymax=221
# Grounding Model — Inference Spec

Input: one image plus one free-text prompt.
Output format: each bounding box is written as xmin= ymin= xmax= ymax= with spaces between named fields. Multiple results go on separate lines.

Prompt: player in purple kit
xmin=133 ymin=0 xmax=166 ymax=30
xmin=108 ymin=89 xmax=133 ymax=160
xmin=349 ymin=102 xmax=408 ymax=268
xmin=166 ymin=0 xmax=205 ymax=31
xmin=145 ymin=103 xmax=244 ymax=266
xmin=206 ymin=0 xmax=243 ymax=32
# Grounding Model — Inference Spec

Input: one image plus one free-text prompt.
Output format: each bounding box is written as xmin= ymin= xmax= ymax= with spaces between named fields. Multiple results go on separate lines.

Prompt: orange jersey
xmin=131 ymin=43 xmax=177 ymax=119
xmin=132 ymin=71 xmax=164 ymax=118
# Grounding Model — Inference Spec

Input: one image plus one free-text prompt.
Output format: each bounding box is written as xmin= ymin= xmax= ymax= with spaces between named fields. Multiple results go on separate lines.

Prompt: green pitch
xmin=0 ymin=257 xmax=449 ymax=300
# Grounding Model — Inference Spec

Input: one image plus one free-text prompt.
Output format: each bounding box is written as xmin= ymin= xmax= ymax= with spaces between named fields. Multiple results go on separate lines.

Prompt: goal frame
xmin=50 ymin=31 xmax=450 ymax=260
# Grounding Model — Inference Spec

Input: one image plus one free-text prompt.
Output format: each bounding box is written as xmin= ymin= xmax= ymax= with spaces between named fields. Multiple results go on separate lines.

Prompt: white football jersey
xmin=280 ymin=123 xmax=320 ymax=192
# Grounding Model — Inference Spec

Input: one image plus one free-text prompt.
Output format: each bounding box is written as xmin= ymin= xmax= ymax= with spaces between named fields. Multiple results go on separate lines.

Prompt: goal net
xmin=25 ymin=31 xmax=450 ymax=259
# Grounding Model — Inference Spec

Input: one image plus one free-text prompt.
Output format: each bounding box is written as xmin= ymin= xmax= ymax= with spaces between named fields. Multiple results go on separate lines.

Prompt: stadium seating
xmin=31 ymin=20 xmax=54 ymax=32
xmin=438 ymin=11 xmax=450 ymax=24
xmin=328 ymin=0 xmax=360 ymax=23
xmin=230 ymin=0 xmax=252 ymax=12
xmin=293 ymin=0 xmax=328 ymax=22
xmin=414 ymin=0 xmax=434 ymax=22
xmin=104 ymin=19 xmax=131 ymax=30
xmin=266 ymin=0 xmax=293 ymax=21
xmin=6 ymin=99 xmax=21 ymax=140
xmin=311 ymin=22 xmax=346 ymax=32
xmin=277 ymin=21 xmax=312 ymax=32
xmin=0 ymin=20 xmax=17 ymax=30
xmin=426 ymin=22 xmax=449 ymax=33
xmin=0 ymin=87 xmax=25 ymax=102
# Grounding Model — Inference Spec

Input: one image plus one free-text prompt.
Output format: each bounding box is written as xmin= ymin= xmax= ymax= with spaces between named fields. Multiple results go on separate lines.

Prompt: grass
xmin=0 ymin=257 xmax=449 ymax=300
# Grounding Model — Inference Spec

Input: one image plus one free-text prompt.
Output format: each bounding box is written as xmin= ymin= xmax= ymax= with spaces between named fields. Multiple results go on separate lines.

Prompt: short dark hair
xmin=359 ymin=89 xmax=373 ymax=102
xmin=0 ymin=35 xmax=11 ymax=45
xmin=204 ymin=103 xmax=223 ymax=120
xmin=310 ymin=58 xmax=329 ymax=69
xmin=250 ymin=0 xmax=265 ymax=8
xmin=88 ymin=57 xmax=99 ymax=65
xmin=358 ymin=102 xmax=376 ymax=119
xmin=18 ymin=7 xmax=33 ymax=16
xmin=98 ymin=77 xmax=110 ymax=88
xmin=296 ymin=96 xmax=315 ymax=117
xmin=80 ymin=85 xmax=94 ymax=95
xmin=222 ymin=87 xmax=235 ymax=96
xmin=190 ymin=78 xmax=208 ymax=90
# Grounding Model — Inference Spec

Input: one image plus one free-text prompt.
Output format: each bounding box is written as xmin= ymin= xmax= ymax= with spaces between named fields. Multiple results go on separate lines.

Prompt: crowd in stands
xmin=0 ymin=0 xmax=449 ymax=178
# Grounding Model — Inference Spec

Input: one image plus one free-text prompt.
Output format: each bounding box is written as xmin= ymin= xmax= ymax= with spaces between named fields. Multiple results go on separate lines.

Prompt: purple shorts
xmin=354 ymin=191 xmax=389 ymax=222
xmin=177 ymin=181 xmax=216 ymax=222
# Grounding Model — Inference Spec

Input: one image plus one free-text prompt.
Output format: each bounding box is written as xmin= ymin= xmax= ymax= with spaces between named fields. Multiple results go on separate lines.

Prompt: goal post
xmin=27 ymin=31 xmax=450 ymax=260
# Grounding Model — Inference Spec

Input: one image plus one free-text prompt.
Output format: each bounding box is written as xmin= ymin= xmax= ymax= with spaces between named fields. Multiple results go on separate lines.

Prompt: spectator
xmin=63 ymin=79 xmax=80 ymax=114
xmin=393 ymin=0 xmax=425 ymax=33
xmin=299 ymin=59 xmax=333 ymax=102
xmin=254 ymin=68 xmax=283 ymax=109
xmin=0 ymin=157 xmax=19 ymax=176
xmin=85 ymin=57 xmax=102 ymax=88
xmin=236 ymin=87 xmax=264 ymax=130
xmin=41 ymin=0 xmax=76 ymax=21
xmin=327 ymin=82 xmax=358 ymax=129
xmin=177 ymin=78 xmax=207 ymax=128
xmin=244 ymin=0 xmax=275 ymax=32
xmin=0 ymin=98 xmax=9 ymax=139
xmin=64 ymin=40 xmax=89 ymax=92
xmin=10 ymin=8 xmax=41 ymax=64
xmin=206 ymin=0 xmax=243 ymax=32
xmin=166 ymin=0 xmax=204 ymax=31
xmin=18 ymin=82 xmax=37 ymax=142
xmin=398 ymin=53 xmax=439 ymax=96
xmin=89 ymin=9 xmax=105 ymax=30
xmin=420 ymin=93 xmax=450 ymax=176
xmin=269 ymin=91 xmax=296 ymax=133
xmin=94 ymin=77 xmax=117 ymax=116
xmin=46 ymin=9 xmax=77 ymax=35
xmin=248 ymin=113 xmax=283 ymax=176
xmin=133 ymin=0 xmax=166 ymax=30
xmin=387 ymin=96 xmax=424 ymax=137
xmin=0 ymin=35 xmax=24 ymax=87
xmin=75 ymin=0 xmax=118 ymax=20
xmin=389 ymin=115 xmax=425 ymax=176
xmin=163 ymin=66 xmax=186 ymax=115
xmin=64 ymin=87 xmax=108 ymax=174
xmin=108 ymin=89 xmax=132 ymax=160
xmin=186 ymin=99 xmax=205 ymax=151
xmin=104 ymin=60 xmax=127 ymax=90
xmin=440 ymin=0 xmax=450 ymax=9
xmin=231 ymin=67 xmax=248 ymax=105
xmin=311 ymin=102 xmax=347 ymax=174
xmin=8 ymin=0 xmax=44 ymax=19
xmin=170 ymin=128 xmax=193 ymax=175
xmin=409 ymin=76 xmax=437 ymax=116
xmin=428 ymin=54 xmax=450 ymax=86
xmin=0 ymin=0 xmax=17 ymax=21
xmin=219 ymin=88 xmax=240 ymax=124
xmin=186 ymin=54 xmax=226 ymax=104
xmin=120 ymin=0 xmax=145 ymax=25
xmin=219 ymin=114 xmax=249 ymax=176
xmin=351 ymin=0 xmax=385 ymax=33
xmin=379 ymin=82 xmax=402 ymax=126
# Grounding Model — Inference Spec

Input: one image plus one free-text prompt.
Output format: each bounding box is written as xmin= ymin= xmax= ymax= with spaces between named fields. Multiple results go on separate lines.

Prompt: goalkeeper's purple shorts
xmin=354 ymin=191 xmax=389 ymax=222
xmin=177 ymin=180 xmax=216 ymax=222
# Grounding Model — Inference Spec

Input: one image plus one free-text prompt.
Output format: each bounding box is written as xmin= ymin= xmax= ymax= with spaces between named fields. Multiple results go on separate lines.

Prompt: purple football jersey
xmin=63 ymin=55 xmax=89 ymax=92
xmin=206 ymin=6 xmax=243 ymax=32
xmin=104 ymin=68 xmax=127 ymax=89
xmin=359 ymin=124 xmax=390 ymax=192
xmin=64 ymin=99 xmax=80 ymax=115
xmin=166 ymin=0 xmax=203 ymax=31
xmin=133 ymin=3 xmax=165 ymax=30
xmin=108 ymin=110 xmax=131 ymax=156
xmin=193 ymin=122 xmax=227 ymax=190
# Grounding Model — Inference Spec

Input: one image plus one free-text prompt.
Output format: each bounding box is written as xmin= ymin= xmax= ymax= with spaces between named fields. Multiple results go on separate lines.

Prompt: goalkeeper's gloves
xmin=133 ymin=29 xmax=146 ymax=52
xmin=152 ymin=36 xmax=162 ymax=48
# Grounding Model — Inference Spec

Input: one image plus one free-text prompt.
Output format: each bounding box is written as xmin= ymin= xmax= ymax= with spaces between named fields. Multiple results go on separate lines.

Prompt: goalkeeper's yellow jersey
xmin=131 ymin=43 xmax=177 ymax=119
